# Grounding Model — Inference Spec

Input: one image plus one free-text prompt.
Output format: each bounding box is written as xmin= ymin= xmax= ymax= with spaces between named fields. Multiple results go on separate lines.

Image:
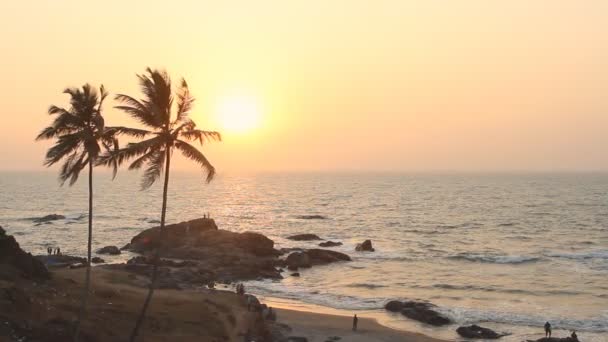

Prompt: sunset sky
xmin=1 ymin=1 xmax=607 ymax=173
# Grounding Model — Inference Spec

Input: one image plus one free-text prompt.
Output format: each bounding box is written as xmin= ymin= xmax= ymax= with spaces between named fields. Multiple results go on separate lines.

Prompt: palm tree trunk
xmin=129 ymin=148 xmax=172 ymax=342
xmin=73 ymin=159 xmax=94 ymax=342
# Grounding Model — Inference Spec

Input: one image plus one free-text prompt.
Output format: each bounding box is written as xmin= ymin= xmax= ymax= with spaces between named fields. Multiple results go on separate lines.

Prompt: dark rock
xmin=32 ymin=214 xmax=65 ymax=223
xmin=290 ymin=272 xmax=300 ymax=277
xmin=530 ymin=338 xmax=578 ymax=342
xmin=36 ymin=255 xmax=86 ymax=268
xmin=287 ymin=337 xmax=309 ymax=342
xmin=399 ymin=301 xmax=451 ymax=326
xmin=319 ymin=241 xmax=342 ymax=247
xmin=96 ymin=246 xmax=121 ymax=255
xmin=294 ymin=215 xmax=328 ymax=220
xmin=457 ymin=325 xmax=504 ymax=339
xmin=91 ymin=257 xmax=105 ymax=264
xmin=286 ymin=252 xmax=311 ymax=270
xmin=306 ymin=249 xmax=351 ymax=264
xmin=385 ymin=300 xmax=404 ymax=312
xmin=287 ymin=234 xmax=322 ymax=241
xmin=127 ymin=217 xmax=219 ymax=253
xmin=355 ymin=239 xmax=374 ymax=252
xmin=0 ymin=226 xmax=50 ymax=280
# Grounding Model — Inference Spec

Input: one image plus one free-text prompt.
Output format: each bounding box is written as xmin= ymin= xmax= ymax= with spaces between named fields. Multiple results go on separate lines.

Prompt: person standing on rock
xmin=544 ymin=321 xmax=551 ymax=337
xmin=352 ymin=314 xmax=358 ymax=331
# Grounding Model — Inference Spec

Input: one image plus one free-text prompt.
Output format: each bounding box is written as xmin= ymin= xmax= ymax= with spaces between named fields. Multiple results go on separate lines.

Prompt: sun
xmin=214 ymin=94 xmax=262 ymax=134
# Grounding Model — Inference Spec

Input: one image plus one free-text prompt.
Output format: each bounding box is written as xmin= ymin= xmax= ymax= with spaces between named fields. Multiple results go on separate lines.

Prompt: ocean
xmin=1 ymin=171 xmax=607 ymax=341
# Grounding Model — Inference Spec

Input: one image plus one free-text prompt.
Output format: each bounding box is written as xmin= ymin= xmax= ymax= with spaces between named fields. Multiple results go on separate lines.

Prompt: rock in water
xmin=392 ymin=300 xmax=451 ymax=326
xmin=294 ymin=215 xmax=327 ymax=220
xmin=286 ymin=252 xmax=311 ymax=270
xmin=457 ymin=325 xmax=504 ymax=339
xmin=355 ymin=239 xmax=375 ymax=252
xmin=306 ymin=249 xmax=351 ymax=264
xmin=127 ymin=217 xmax=219 ymax=253
xmin=0 ymin=226 xmax=49 ymax=280
xmin=319 ymin=241 xmax=342 ymax=247
xmin=287 ymin=234 xmax=322 ymax=241
xmin=96 ymin=246 xmax=121 ymax=255
xmin=91 ymin=257 xmax=105 ymax=264
xmin=385 ymin=300 xmax=404 ymax=312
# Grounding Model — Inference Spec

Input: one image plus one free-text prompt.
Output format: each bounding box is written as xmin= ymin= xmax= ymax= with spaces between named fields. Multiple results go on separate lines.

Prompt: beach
xmin=272 ymin=308 xmax=446 ymax=342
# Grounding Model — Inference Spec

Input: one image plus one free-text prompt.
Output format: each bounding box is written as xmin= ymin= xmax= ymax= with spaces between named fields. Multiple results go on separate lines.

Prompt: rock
xmin=127 ymin=217 xmax=219 ymax=253
xmin=306 ymin=249 xmax=351 ymax=264
xmin=385 ymin=300 xmax=404 ymax=312
xmin=0 ymin=226 xmax=50 ymax=280
xmin=398 ymin=301 xmax=451 ymax=326
xmin=530 ymin=338 xmax=578 ymax=342
xmin=36 ymin=255 xmax=86 ymax=268
xmin=31 ymin=214 xmax=65 ymax=223
xmin=91 ymin=257 xmax=105 ymax=264
xmin=294 ymin=215 xmax=328 ymax=220
xmin=286 ymin=252 xmax=311 ymax=270
xmin=287 ymin=234 xmax=322 ymax=241
xmin=319 ymin=241 xmax=342 ymax=247
xmin=96 ymin=246 xmax=121 ymax=255
xmin=457 ymin=325 xmax=504 ymax=339
xmin=355 ymin=239 xmax=374 ymax=252
xmin=287 ymin=337 xmax=309 ymax=342
xmin=290 ymin=272 xmax=300 ymax=277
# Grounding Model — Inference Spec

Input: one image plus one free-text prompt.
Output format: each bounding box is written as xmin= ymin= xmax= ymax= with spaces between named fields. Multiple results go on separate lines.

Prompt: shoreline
xmin=272 ymin=307 xmax=448 ymax=342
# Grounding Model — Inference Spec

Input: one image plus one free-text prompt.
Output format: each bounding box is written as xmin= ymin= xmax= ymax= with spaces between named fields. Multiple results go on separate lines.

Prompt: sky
xmin=1 ymin=0 xmax=607 ymax=173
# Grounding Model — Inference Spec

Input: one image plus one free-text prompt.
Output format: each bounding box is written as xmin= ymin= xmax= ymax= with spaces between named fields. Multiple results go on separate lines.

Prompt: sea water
xmin=1 ymin=171 xmax=607 ymax=341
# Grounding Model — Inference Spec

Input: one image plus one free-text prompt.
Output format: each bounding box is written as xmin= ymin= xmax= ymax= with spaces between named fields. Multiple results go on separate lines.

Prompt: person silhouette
xmin=571 ymin=330 xmax=578 ymax=341
xmin=544 ymin=321 xmax=551 ymax=337
xmin=352 ymin=314 xmax=358 ymax=331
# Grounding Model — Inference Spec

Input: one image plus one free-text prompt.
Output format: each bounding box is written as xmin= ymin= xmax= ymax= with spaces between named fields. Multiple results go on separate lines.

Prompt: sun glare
xmin=215 ymin=94 xmax=262 ymax=134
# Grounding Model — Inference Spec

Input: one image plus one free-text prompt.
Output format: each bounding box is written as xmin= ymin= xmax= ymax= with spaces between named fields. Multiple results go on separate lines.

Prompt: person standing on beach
xmin=352 ymin=314 xmax=358 ymax=331
xmin=544 ymin=321 xmax=552 ymax=337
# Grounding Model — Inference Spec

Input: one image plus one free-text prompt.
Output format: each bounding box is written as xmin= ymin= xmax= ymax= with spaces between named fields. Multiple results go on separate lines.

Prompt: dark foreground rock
xmin=385 ymin=300 xmax=451 ymax=326
xmin=355 ymin=239 xmax=375 ymax=252
xmin=36 ymin=255 xmax=86 ymax=269
xmin=91 ymin=257 xmax=105 ymax=264
xmin=319 ymin=241 xmax=342 ymax=247
xmin=457 ymin=325 xmax=507 ymax=339
xmin=0 ymin=226 xmax=49 ymax=280
xmin=528 ymin=338 xmax=579 ymax=342
xmin=96 ymin=245 xmax=121 ymax=255
xmin=287 ymin=234 xmax=322 ymax=241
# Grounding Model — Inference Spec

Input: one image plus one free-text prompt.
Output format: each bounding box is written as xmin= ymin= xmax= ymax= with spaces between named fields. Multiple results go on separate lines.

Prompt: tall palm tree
xmin=100 ymin=68 xmax=221 ymax=342
xmin=36 ymin=84 xmax=119 ymax=342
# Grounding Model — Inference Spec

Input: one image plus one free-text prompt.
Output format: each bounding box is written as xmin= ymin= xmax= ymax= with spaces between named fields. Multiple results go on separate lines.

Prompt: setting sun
xmin=214 ymin=94 xmax=262 ymax=134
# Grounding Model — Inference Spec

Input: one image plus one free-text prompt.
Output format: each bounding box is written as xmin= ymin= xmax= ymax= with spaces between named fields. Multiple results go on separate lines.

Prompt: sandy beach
xmin=272 ymin=308 xmax=446 ymax=342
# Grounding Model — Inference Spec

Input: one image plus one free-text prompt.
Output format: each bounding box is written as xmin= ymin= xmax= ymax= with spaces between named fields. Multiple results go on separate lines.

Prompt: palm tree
xmin=100 ymin=68 xmax=221 ymax=342
xmin=36 ymin=84 xmax=119 ymax=342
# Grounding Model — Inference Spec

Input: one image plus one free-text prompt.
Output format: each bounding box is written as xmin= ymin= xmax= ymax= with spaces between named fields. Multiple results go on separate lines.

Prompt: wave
xmin=293 ymin=215 xmax=329 ymax=220
xmin=546 ymin=250 xmax=608 ymax=261
xmin=447 ymin=253 xmax=541 ymax=264
xmin=346 ymin=283 xmax=388 ymax=289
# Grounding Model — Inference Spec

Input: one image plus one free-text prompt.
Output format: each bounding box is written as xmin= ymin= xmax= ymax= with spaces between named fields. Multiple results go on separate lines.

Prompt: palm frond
xmin=175 ymin=140 xmax=216 ymax=182
xmin=179 ymin=129 xmax=222 ymax=145
xmin=141 ymin=149 xmax=165 ymax=189
xmin=175 ymin=78 xmax=194 ymax=124
xmin=43 ymin=132 xmax=85 ymax=166
xmin=105 ymin=126 xmax=152 ymax=138
xmin=98 ymin=135 xmax=164 ymax=168
xmin=115 ymin=94 xmax=160 ymax=128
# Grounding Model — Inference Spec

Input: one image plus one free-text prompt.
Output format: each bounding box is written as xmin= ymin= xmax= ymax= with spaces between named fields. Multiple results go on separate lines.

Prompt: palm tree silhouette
xmin=36 ymin=84 xmax=118 ymax=342
xmin=100 ymin=68 xmax=221 ymax=342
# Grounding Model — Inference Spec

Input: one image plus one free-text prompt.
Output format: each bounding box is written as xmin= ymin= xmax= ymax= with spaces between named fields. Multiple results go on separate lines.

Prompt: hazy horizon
xmin=1 ymin=1 xmax=607 ymax=173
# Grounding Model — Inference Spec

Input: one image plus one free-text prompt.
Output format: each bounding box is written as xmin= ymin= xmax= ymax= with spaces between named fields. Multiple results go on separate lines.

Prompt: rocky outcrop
xmin=287 ymin=234 xmax=322 ymax=241
xmin=127 ymin=217 xmax=219 ymax=253
xmin=31 ymin=214 xmax=65 ymax=223
xmin=96 ymin=246 xmax=120 ymax=255
xmin=385 ymin=300 xmax=451 ymax=326
xmin=355 ymin=240 xmax=374 ymax=252
xmin=36 ymin=255 xmax=86 ymax=268
xmin=457 ymin=325 xmax=506 ymax=339
xmin=91 ymin=257 xmax=105 ymax=264
xmin=528 ymin=338 xmax=578 ymax=342
xmin=285 ymin=249 xmax=351 ymax=270
xmin=319 ymin=241 xmax=342 ymax=247
xmin=0 ymin=226 xmax=50 ymax=280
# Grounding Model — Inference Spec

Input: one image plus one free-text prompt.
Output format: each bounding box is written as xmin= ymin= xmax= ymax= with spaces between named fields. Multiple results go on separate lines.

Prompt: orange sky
xmin=1 ymin=1 xmax=607 ymax=173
